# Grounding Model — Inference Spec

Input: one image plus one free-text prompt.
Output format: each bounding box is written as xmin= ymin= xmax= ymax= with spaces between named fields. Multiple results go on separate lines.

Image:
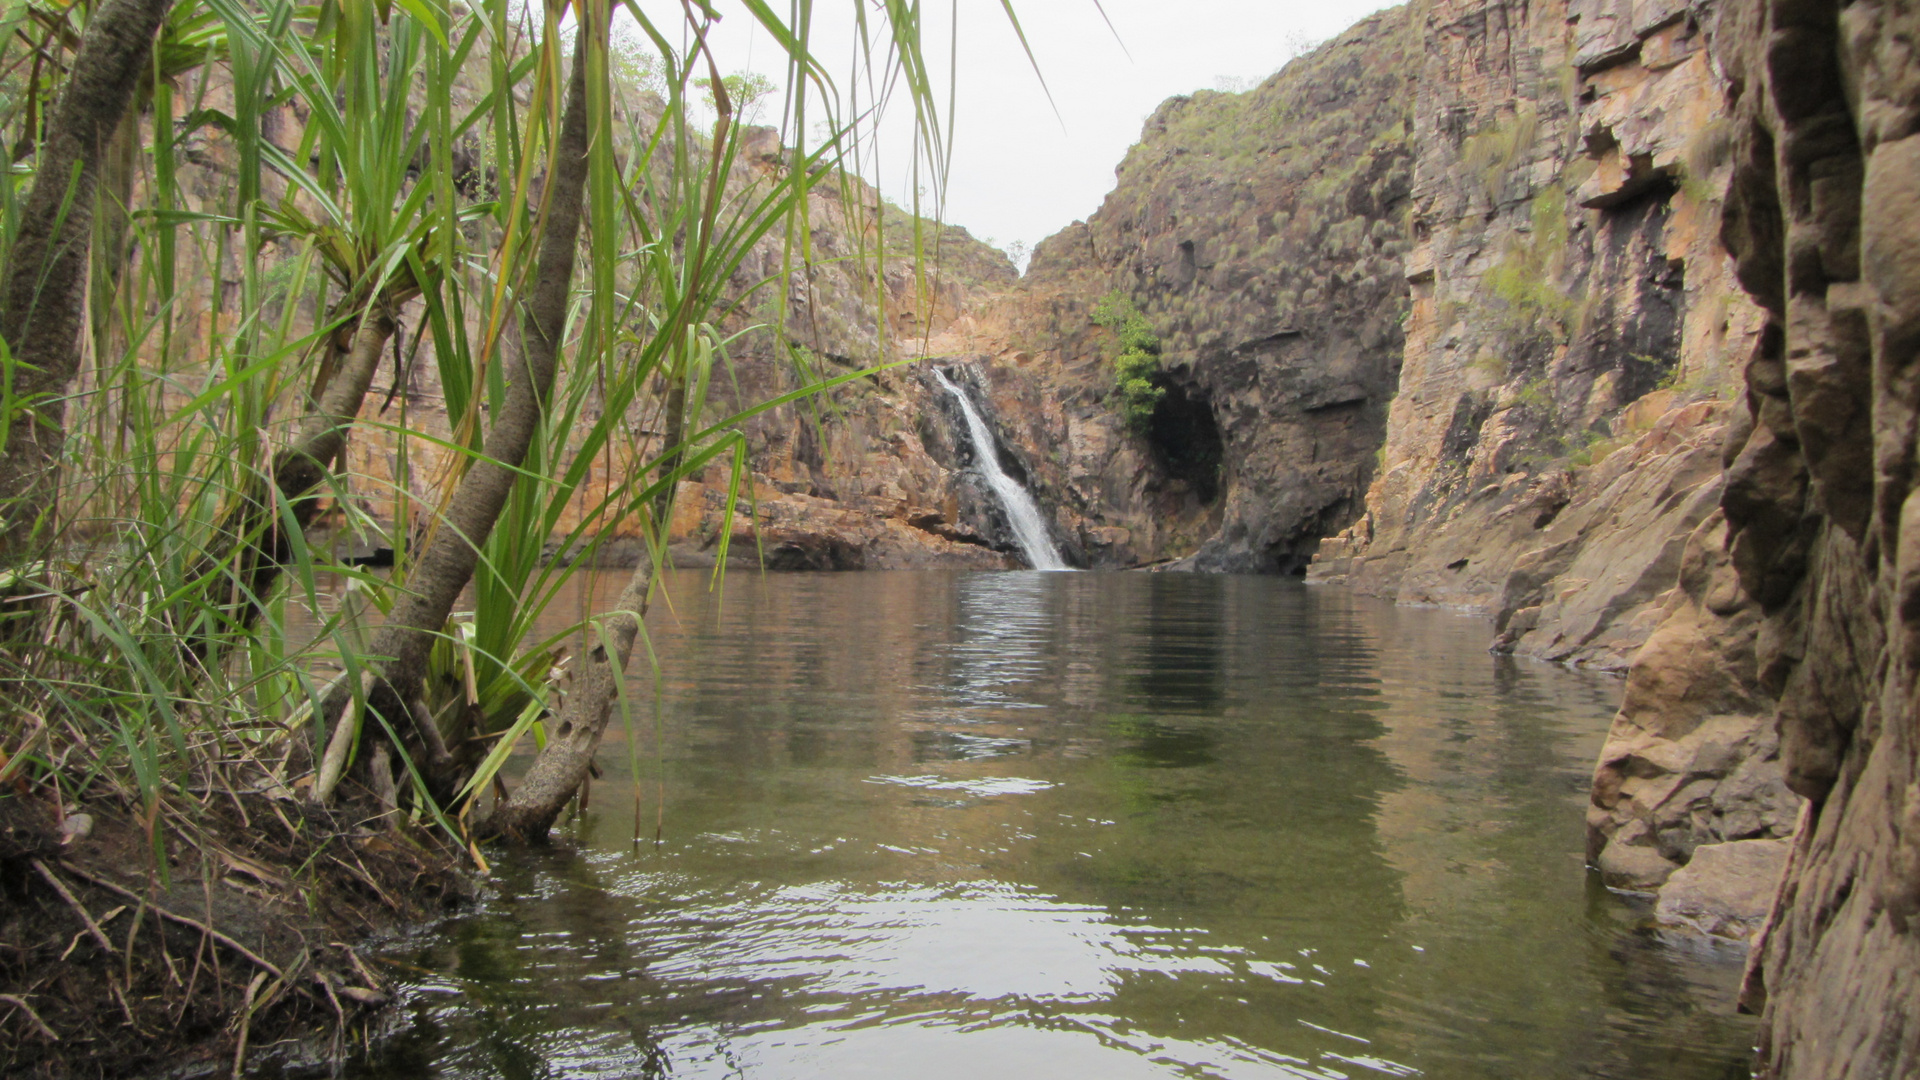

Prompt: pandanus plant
xmin=0 ymin=0 xmax=995 ymax=856
xmin=186 ymin=0 xmax=493 ymax=651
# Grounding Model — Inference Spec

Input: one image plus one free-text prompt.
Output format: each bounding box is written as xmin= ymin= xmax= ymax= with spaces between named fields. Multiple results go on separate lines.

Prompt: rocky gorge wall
xmin=622 ymin=5 xmax=1429 ymax=576
xmin=1304 ymin=0 xmax=1920 ymax=1070
xmin=216 ymin=0 xmax=1915 ymax=1068
xmin=1706 ymin=0 xmax=1920 ymax=1071
xmin=255 ymin=10 xmax=1913 ymax=1068
xmin=898 ymin=0 xmax=1920 ymax=1072
xmin=929 ymin=7 xmax=1422 ymax=572
xmin=499 ymin=2 xmax=1913 ymax=1070
xmin=901 ymin=0 xmax=1808 ymax=953
xmin=1307 ymin=0 xmax=1761 ymax=668
xmin=622 ymin=0 xmax=1814 ymax=968
xmin=1296 ymin=0 xmax=1808 ymax=908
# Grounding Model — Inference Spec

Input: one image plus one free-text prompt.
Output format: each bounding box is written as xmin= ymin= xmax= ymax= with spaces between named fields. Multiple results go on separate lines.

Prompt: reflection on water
xmin=351 ymin=571 xmax=1756 ymax=1080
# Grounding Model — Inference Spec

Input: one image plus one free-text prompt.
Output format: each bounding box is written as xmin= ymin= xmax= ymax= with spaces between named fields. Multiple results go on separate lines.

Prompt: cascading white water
xmin=931 ymin=367 xmax=1068 ymax=570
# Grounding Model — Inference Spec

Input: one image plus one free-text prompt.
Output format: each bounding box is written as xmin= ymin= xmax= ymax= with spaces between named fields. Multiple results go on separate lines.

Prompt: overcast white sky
xmin=632 ymin=0 xmax=1401 ymax=267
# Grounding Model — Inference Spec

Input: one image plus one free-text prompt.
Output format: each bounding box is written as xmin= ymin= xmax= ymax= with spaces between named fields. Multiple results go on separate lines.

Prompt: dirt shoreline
xmin=0 ymin=793 xmax=467 ymax=1078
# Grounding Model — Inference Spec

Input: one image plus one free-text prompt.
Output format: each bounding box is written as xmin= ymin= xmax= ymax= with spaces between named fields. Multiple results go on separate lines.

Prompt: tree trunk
xmin=313 ymin=23 xmax=592 ymax=801
xmin=476 ymin=546 xmax=651 ymax=841
xmin=0 ymin=0 xmax=176 ymax=560
xmin=197 ymin=309 xmax=396 ymax=647
xmin=478 ymin=34 xmax=740 ymax=841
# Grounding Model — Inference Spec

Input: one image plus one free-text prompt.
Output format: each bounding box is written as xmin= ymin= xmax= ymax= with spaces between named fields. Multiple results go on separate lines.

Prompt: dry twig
xmin=0 ymin=995 xmax=57 ymax=1041
xmin=231 ymin=970 xmax=268 ymax=1079
xmin=30 ymin=859 xmax=113 ymax=954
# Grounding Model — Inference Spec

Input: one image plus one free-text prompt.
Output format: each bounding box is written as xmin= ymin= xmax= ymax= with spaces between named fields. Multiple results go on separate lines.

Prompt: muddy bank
xmin=0 ymin=792 xmax=464 ymax=1078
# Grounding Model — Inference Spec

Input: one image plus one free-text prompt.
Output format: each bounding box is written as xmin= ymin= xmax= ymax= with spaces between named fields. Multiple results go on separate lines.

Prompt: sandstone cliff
xmin=867 ymin=0 xmax=1808 ymax=927
xmin=1308 ymin=0 xmax=1762 ymax=669
xmin=475 ymin=4 xmax=1917 ymax=1071
xmin=1290 ymin=0 xmax=1804 ymax=906
xmin=1707 ymin=0 xmax=1920 ymax=1071
xmin=1297 ymin=0 xmax=1920 ymax=1070
xmin=933 ymin=7 xmax=1420 ymax=572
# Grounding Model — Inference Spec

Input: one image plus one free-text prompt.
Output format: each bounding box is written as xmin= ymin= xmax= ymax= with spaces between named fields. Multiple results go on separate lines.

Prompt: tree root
xmin=0 ymin=994 xmax=58 ymax=1042
xmin=312 ymin=670 xmax=377 ymax=805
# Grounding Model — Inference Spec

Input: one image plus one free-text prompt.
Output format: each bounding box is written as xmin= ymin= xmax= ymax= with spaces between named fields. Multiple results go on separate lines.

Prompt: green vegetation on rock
xmin=1485 ymin=187 xmax=1581 ymax=350
xmin=1458 ymin=103 xmax=1538 ymax=202
xmin=1091 ymin=291 xmax=1167 ymax=428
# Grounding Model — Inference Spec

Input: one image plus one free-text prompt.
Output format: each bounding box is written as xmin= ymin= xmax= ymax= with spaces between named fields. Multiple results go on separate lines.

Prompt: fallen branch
xmin=230 ymin=970 xmax=268 ymax=1080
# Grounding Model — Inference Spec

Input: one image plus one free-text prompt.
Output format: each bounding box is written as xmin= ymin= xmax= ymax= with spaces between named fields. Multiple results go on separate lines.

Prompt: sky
xmin=631 ymin=0 xmax=1401 ymax=268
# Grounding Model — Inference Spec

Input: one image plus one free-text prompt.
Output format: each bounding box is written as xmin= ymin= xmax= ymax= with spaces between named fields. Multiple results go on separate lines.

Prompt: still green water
xmin=355 ymin=570 xmax=1756 ymax=1079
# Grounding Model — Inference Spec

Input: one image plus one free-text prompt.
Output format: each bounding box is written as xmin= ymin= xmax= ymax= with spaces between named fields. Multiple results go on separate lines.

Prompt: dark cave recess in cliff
xmin=1146 ymin=379 xmax=1225 ymax=504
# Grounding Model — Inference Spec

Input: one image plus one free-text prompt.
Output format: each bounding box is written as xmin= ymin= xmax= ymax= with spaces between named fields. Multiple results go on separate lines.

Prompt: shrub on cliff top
xmin=1091 ymin=291 xmax=1167 ymax=429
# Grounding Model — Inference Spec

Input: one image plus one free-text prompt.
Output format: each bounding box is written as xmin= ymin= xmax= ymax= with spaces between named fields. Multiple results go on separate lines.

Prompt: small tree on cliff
xmin=1091 ymin=290 xmax=1165 ymax=429
xmin=701 ymin=70 xmax=776 ymax=124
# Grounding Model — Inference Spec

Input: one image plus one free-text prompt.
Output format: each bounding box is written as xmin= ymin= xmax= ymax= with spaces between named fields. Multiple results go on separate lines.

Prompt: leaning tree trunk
xmin=477 ymin=42 xmax=740 ymax=841
xmin=476 ymin=545 xmax=651 ymax=841
xmin=0 ymin=0 xmax=175 ymax=560
xmin=313 ymin=25 xmax=592 ymax=804
xmin=195 ymin=307 xmax=397 ymax=651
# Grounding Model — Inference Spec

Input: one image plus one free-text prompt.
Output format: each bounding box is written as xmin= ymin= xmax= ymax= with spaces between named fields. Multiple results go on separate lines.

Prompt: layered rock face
xmin=1308 ymin=0 xmax=1763 ymax=670
xmin=938 ymin=7 xmax=1421 ymax=571
xmin=1296 ymin=0 xmax=1804 ymax=913
xmin=1303 ymin=0 xmax=1920 ymax=1069
xmin=1706 ymin=0 xmax=1920 ymax=1072
xmin=314 ymin=130 xmax=1035 ymax=571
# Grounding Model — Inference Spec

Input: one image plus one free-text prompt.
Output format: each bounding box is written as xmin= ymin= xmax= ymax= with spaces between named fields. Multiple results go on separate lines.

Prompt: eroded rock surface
xmin=1295 ymin=0 xmax=1803 ymax=950
xmin=1308 ymin=0 xmax=1764 ymax=673
xmin=1706 ymin=0 xmax=1920 ymax=1071
xmin=1656 ymin=838 xmax=1792 ymax=941
xmin=1587 ymin=508 xmax=1792 ymax=888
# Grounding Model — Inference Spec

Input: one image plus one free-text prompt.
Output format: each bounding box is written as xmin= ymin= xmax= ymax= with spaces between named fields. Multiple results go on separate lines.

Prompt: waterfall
xmin=932 ymin=367 xmax=1068 ymax=570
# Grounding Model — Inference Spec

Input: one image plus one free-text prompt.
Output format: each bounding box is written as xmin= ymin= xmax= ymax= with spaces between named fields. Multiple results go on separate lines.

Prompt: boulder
xmin=1655 ymin=838 xmax=1789 ymax=942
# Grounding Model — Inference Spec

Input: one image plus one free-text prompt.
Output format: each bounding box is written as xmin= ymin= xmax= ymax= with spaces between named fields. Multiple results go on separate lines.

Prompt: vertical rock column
xmin=1710 ymin=0 xmax=1920 ymax=1073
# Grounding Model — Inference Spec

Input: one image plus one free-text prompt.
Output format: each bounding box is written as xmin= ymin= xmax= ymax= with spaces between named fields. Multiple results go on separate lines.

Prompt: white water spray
xmin=932 ymin=367 xmax=1068 ymax=570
